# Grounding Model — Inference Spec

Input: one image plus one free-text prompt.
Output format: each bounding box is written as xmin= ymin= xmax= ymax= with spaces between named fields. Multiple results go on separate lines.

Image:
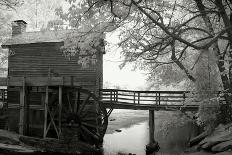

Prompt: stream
xmin=103 ymin=111 xmax=199 ymax=155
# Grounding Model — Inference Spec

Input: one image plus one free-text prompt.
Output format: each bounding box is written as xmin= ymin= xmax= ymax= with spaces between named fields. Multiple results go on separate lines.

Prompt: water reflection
xmin=103 ymin=118 xmax=198 ymax=155
xmin=104 ymin=122 xmax=149 ymax=155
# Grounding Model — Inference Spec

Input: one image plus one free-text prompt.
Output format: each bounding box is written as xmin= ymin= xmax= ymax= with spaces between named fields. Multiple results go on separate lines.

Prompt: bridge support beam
xmin=149 ymin=110 xmax=155 ymax=143
xmin=146 ymin=110 xmax=159 ymax=154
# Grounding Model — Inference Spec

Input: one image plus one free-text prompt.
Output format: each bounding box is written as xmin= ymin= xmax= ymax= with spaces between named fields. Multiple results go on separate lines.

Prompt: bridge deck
xmin=102 ymin=101 xmax=199 ymax=111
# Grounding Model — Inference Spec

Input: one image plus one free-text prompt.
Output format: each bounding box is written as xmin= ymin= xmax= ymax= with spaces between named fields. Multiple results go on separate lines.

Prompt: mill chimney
xmin=12 ymin=20 xmax=27 ymax=36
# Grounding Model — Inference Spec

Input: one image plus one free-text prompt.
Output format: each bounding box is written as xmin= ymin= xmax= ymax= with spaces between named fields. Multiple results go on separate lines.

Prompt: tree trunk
xmin=195 ymin=0 xmax=232 ymax=122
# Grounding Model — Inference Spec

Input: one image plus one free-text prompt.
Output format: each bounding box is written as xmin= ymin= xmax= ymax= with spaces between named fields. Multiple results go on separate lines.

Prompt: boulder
xmin=186 ymin=151 xmax=212 ymax=155
xmin=0 ymin=129 xmax=20 ymax=145
xmin=211 ymin=140 xmax=232 ymax=152
xmin=186 ymin=151 xmax=232 ymax=155
xmin=198 ymin=125 xmax=232 ymax=150
xmin=215 ymin=151 xmax=232 ymax=155
xmin=189 ymin=131 xmax=209 ymax=147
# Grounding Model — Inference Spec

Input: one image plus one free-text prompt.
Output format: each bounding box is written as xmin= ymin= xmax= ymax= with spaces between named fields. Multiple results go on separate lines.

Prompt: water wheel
xmin=44 ymin=86 xmax=108 ymax=146
xmin=61 ymin=87 xmax=108 ymax=145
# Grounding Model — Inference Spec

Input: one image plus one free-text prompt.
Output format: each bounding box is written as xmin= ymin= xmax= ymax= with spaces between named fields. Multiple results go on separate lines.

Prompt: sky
xmin=103 ymin=32 xmax=147 ymax=90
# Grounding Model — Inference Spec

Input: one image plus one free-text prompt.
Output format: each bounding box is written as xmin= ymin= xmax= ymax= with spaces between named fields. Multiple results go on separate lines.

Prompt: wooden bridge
xmin=100 ymin=89 xmax=200 ymax=112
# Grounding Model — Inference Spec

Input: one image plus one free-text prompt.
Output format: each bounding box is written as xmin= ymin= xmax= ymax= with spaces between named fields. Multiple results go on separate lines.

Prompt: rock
xmin=186 ymin=151 xmax=212 ymax=155
xmin=0 ymin=129 xmax=20 ymax=145
xmin=201 ymin=140 xmax=222 ymax=150
xmin=110 ymin=118 xmax=116 ymax=121
xmin=211 ymin=140 xmax=232 ymax=152
xmin=146 ymin=141 xmax=159 ymax=154
xmin=117 ymin=152 xmax=136 ymax=155
xmin=199 ymin=128 xmax=232 ymax=150
xmin=189 ymin=123 xmax=232 ymax=154
xmin=0 ymin=143 xmax=36 ymax=153
xmin=184 ymin=145 xmax=200 ymax=153
xmin=115 ymin=129 xmax=122 ymax=132
xmin=187 ymin=151 xmax=232 ymax=155
xmin=189 ymin=130 xmax=209 ymax=147
xmin=215 ymin=151 xmax=232 ymax=155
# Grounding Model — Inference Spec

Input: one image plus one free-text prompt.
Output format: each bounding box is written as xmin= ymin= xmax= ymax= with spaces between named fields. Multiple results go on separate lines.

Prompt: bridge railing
xmin=99 ymin=89 xmax=225 ymax=106
xmin=0 ymin=89 xmax=7 ymax=102
xmin=100 ymin=89 xmax=191 ymax=105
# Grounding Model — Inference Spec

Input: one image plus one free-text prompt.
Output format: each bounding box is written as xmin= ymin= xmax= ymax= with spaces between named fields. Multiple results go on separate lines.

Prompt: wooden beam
xmin=43 ymin=86 xmax=49 ymax=138
xmin=58 ymin=86 xmax=62 ymax=138
xmin=0 ymin=77 xmax=95 ymax=86
xmin=149 ymin=110 xmax=155 ymax=144
xmin=19 ymin=77 xmax=25 ymax=135
xmin=26 ymin=87 xmax=30 ymax=135
xmin=102 ymin=102 xmax=199 ymax=111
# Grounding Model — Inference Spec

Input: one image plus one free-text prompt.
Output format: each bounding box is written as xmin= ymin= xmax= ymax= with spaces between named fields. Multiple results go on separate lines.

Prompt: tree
xmin=0 ymin=0 xmax=23 ymax=76
xmin=0 ymin=0 xmax=22 ymax=10
xmin=57 ymin=0 xmax=232 ymax=122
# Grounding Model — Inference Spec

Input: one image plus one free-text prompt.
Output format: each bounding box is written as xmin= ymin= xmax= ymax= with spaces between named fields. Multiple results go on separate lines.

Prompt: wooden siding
xmin=9 ymin=44 xmax=97 ymax=78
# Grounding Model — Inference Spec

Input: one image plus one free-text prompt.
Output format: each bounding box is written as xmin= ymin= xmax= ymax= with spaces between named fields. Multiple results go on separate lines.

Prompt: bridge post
xmin=146 ymin=110 xmax=159 ymax=154
xmin=149 ymin=110 xmax=155 ymax=143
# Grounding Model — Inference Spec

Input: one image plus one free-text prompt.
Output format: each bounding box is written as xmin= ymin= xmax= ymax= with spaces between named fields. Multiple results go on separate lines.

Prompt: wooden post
xmin=155 ymin=93 xmax=158 ymax=105
xmin=183 ymin=92 xmax=186 ymax=103
xmin=138 ymin=92 xmax=140 ymax=104
xmin=114 ymin=91 xmax=116 ymax=102
xmin=19 ymin=77 xmax=25 ymax=135
xmin=26 ymin=87 xmax=30 ymax=135
xmin=116 ymin=90 xmax=118 ymax=102
xmin=149 ymin=110 xmax=155 ymax=144
xmin=58 ymin=86 xmax=62 ymax=138
xmin=43 ymin=86 xmax=49 ymax=138
xmin=133 ymin=92 xmax=136 ymax=104
xmin=146 ymin=110 xmax=159 ymax=153
xmin=110 ymin=90 xmax=112 ymax=104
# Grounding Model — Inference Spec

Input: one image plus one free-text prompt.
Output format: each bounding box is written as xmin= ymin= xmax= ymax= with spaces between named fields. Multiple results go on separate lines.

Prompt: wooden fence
xmin=100 ymin=89 xmax=224 ymax=106
xmin=100 ymin=89 xmax=189 ymax=105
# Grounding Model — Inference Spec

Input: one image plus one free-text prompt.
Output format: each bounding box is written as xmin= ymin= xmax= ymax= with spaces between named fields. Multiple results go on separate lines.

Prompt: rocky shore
xmin=186 ymin=123 xmax=232 ymax=155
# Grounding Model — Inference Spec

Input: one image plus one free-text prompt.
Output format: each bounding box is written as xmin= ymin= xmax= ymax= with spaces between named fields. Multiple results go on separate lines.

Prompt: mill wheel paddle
xmin=61 ymin=87 xmax=108 ymax=145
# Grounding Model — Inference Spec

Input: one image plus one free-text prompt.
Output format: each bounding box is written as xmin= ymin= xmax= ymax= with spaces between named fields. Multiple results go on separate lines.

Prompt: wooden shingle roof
xmin=2 ymin=30 xmax=75 ymax=47
xmin=2 ymin=29 xmax=104 ymax=47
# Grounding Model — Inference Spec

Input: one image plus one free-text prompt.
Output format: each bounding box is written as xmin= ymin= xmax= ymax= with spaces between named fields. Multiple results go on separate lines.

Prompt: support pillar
xmin=146 ymin=110 xmax=159 ymax=154
xmin=25 ymin=87 xmax=30 ymax=135
xmin=43 ymin=86 xmax=49 ymax=138
xmin=58 ymin=86 xmax=62 ymax=138
xmin=149 ymin=110 xmax=155 ymax=144
xmin=19 ymin=77 xmax=25 ymax=135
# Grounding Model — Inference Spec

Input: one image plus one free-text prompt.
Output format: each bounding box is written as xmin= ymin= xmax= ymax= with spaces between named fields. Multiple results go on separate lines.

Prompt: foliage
xmin=197 ymin=98 xmax=221 ymax=131
xmin=0 ymin=0 xmax=23 ymax=74
xmin=56 ymin=0 xmax=230 ymax=88
xmin=14 ymin=0 xmax=63 ymax=30
xmin=0 ymin=0 xmax=22 ymax=10
xmin=61 ymin=31 xmax=105 ymax=68
xmin=157 ymin=111 xmax=194 ymax=137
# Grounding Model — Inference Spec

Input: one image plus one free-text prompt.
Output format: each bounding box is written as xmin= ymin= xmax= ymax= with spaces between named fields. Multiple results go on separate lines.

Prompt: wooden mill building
xmin=0 ymin=20 xmax=105 ymax=138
